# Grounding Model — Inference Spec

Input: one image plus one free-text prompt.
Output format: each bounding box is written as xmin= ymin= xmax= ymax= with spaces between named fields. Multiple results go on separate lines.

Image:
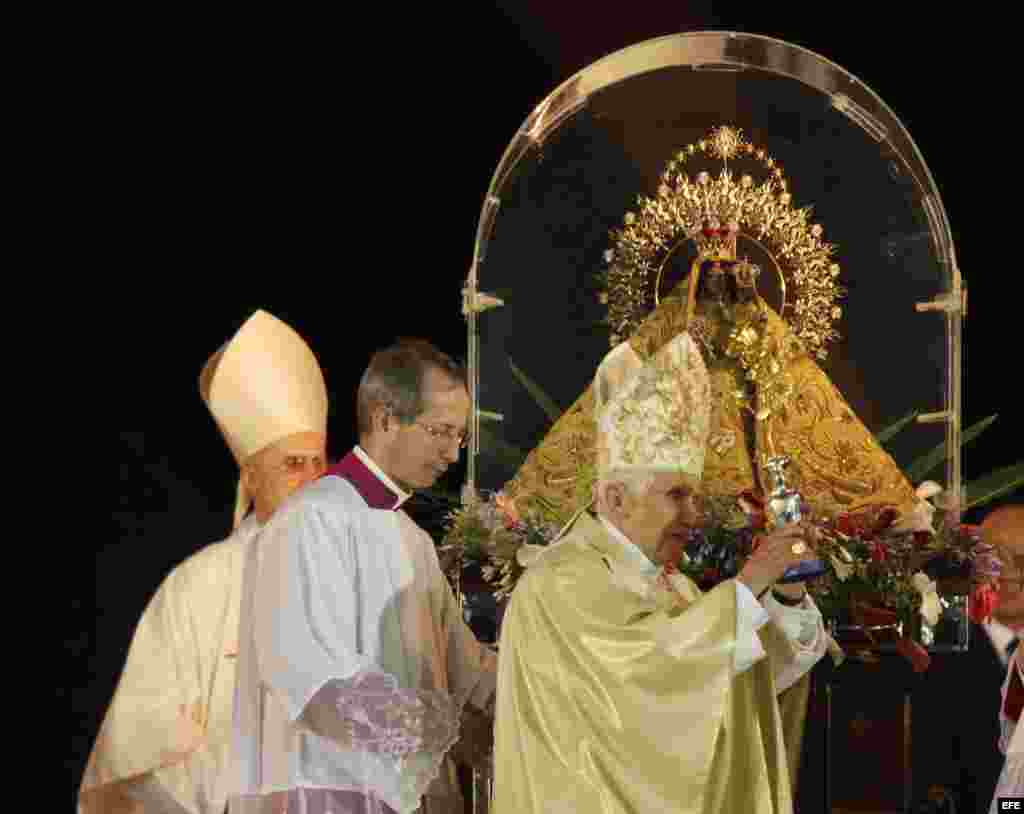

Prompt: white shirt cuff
xmin=762 ymin=590 xmax=823 ymax=649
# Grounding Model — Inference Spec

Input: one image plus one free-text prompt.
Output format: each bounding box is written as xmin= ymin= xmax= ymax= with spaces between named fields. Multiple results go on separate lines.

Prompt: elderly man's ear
xmin=599 ymin=482 xmax=630 ymax=518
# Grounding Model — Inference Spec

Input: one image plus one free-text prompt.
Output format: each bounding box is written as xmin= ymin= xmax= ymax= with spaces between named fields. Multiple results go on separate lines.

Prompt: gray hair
xmin=356 ymin=338 xmax=466 ymax=435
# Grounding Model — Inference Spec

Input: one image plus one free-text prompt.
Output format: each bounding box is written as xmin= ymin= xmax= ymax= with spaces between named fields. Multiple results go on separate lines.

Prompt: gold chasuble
xmin=493 ymin=511 xmax=794 ymax=814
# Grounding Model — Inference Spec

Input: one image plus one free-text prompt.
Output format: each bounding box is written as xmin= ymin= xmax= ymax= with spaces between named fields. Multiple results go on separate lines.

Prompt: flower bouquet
xmin=440 ymin=491 xmax=562 ymax=602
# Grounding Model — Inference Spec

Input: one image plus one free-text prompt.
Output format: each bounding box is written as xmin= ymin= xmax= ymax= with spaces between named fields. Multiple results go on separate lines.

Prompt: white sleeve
xmin=253 ymin=502 xmax=373 ymax=722
xmin=733 ymin=580 xmax=771 ymax=675
xmin=761 ymin=591 xmax=828 ymax=692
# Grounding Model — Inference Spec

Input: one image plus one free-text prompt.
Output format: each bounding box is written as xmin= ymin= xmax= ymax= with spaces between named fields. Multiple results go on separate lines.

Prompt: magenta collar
xmin=323 ymin=450 xmax=405 ymax=510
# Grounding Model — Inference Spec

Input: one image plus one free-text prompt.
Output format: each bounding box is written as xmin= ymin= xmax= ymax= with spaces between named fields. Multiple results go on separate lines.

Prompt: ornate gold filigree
xmin=601 ymin=126 xmax=845 ymax=363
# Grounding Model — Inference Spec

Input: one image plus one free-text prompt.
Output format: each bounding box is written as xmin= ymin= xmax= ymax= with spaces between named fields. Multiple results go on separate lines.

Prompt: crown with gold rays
xmin=600 ymin=125 xmax=846 ymax=358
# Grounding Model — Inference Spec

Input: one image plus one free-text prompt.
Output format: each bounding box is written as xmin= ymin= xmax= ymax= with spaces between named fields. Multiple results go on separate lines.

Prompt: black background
xmin=91 ymin=1 xmax=1021 ymax=805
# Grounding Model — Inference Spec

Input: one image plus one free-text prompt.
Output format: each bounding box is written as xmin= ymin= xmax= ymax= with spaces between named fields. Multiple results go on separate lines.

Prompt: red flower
xmin=958 ymin=523 xmax=982 ymax=542
xmin=494 ymin=492 xmax=521 ymax=530
xmin=852 ymin=603 xmax=898 ymax=627
xmin=895 ymin=637 xmax=931 ymax=673
xmin=868 ymin=541 xmax=887 ymax=563
xmin=872 ymin=507 xmax=899 ymax=535
xmin=970 ymin=583 xmax=999 ymax=624
xmin=837 ymin=506 xmax=899 ymax=540
xmin=836 ymin=511 xmax=869 ymax=537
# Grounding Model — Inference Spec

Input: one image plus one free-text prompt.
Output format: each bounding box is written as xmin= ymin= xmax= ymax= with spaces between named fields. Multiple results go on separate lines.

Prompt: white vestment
xmin=230 ymin=449 xmax=496 ymax=814
xmin=991 ymin=646 xmax=1024 ymax=808
xmin=79 ymin=516 xmax=263 ymax=814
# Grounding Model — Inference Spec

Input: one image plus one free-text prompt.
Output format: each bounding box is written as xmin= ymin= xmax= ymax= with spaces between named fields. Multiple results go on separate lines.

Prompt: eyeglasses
xmin=281 ymin=454 xmax=326 ymax=474
xmin=414 ymin=420 xmax=470 ymax=449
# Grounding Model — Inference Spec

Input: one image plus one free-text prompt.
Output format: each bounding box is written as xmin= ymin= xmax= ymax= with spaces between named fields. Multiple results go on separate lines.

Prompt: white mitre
xmin=200 ymin=310 xmax=328 ymax=527
xmin=594 ymin=331 xmax=711 ymax=484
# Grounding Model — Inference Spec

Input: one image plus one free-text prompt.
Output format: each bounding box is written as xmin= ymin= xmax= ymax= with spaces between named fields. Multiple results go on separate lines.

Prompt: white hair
xmin=595 ymin=470 xmax=657 ymax=503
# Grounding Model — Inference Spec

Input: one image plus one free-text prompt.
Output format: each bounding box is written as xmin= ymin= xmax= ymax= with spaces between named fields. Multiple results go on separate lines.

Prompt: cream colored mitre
xmin=200 ymin=310 xmax=328 ymax=527
xmin=594 ymin=331 xmax=711 ymax=482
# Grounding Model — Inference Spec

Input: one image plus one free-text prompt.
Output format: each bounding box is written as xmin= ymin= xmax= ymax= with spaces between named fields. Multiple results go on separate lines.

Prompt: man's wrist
xmin=771 ymin=585 xmax=807 ymax=605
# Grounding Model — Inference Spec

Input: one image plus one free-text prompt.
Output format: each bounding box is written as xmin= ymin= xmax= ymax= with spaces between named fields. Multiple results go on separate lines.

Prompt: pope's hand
xmin=736 ymin=522 xmax=819 ymax=599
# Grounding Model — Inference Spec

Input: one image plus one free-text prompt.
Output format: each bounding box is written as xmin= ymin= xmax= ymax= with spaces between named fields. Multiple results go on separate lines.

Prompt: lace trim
xmin=327 ymin=671 xmax=465 ymax=810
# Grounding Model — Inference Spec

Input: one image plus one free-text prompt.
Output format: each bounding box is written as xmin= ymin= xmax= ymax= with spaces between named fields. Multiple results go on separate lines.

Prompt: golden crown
xmin=600 ymin=126 xmax=845 ymax=360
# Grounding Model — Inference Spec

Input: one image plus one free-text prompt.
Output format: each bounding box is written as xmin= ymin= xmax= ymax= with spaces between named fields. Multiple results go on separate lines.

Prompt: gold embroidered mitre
xmin=200 ymin=310 xmax=328 ymax=527
xmin=594 ymin=331 xmax=711 ymax=484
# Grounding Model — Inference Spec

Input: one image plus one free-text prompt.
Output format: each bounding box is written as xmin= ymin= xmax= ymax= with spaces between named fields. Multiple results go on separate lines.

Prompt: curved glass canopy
xmin=464 ymin=32 xmax=962 ymax=513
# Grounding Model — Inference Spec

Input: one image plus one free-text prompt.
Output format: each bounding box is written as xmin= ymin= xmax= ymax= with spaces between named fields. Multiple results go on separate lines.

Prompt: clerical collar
xmin=323 ymin=447 xmax=412 ymax=511
xmin=598 ymin=515 xmax=660 ymax=577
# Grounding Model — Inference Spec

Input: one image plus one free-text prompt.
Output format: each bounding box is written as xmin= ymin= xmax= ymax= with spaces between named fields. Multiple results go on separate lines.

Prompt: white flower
xmin=912 ymin=571 xmax=942 ymax=627
xmin=892 ymin=480 xmax=943 ymax=534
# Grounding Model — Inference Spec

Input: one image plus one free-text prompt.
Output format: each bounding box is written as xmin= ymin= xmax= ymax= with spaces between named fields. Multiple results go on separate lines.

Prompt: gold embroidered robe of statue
xmin=493 ymin=511 xmax=811 ymax=814
xmin=505 ymin=278 xmax=917 ymax=524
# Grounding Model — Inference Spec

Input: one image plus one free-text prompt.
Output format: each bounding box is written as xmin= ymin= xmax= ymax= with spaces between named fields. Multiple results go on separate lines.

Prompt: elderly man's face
xmin=244 ymin=431 xmax=327 ymax=521
xmin=620 ymin=471 xmax=702 ymax=564
xmin=388 ymin=370 xmax=469 ymax=490
xmin=990 ymin=507 xmax=1024 ymax=627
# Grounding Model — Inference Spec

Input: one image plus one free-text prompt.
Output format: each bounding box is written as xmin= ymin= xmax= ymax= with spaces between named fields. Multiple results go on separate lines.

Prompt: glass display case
xmin=463 ymin=32 xmax=961 ymax=525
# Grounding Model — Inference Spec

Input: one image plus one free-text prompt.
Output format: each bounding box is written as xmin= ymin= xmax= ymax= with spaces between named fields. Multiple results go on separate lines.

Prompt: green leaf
xmin=965 ymin=462 xmax=1024 ymax=509
xmin=508 ymin=358 xmax=564 ymax=424
xmin=875 ymin=410 xmax=919 ymax=447
xmin=904 ymin=414 xmax=999 ymax=483
xmin=476 ymin=424 xmax=528 ymax=471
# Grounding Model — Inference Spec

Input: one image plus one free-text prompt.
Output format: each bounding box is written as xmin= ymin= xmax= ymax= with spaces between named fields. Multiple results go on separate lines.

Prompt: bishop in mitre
xmin=493 ymin=330 xmax=830 ymax=814
xmin=79 ymin=310 xmax=329 ymax=814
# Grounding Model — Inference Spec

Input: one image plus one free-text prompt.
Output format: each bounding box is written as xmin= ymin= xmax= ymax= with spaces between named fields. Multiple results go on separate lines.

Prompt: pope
xmin=493 ymin=331 xmax=830 ymax=814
